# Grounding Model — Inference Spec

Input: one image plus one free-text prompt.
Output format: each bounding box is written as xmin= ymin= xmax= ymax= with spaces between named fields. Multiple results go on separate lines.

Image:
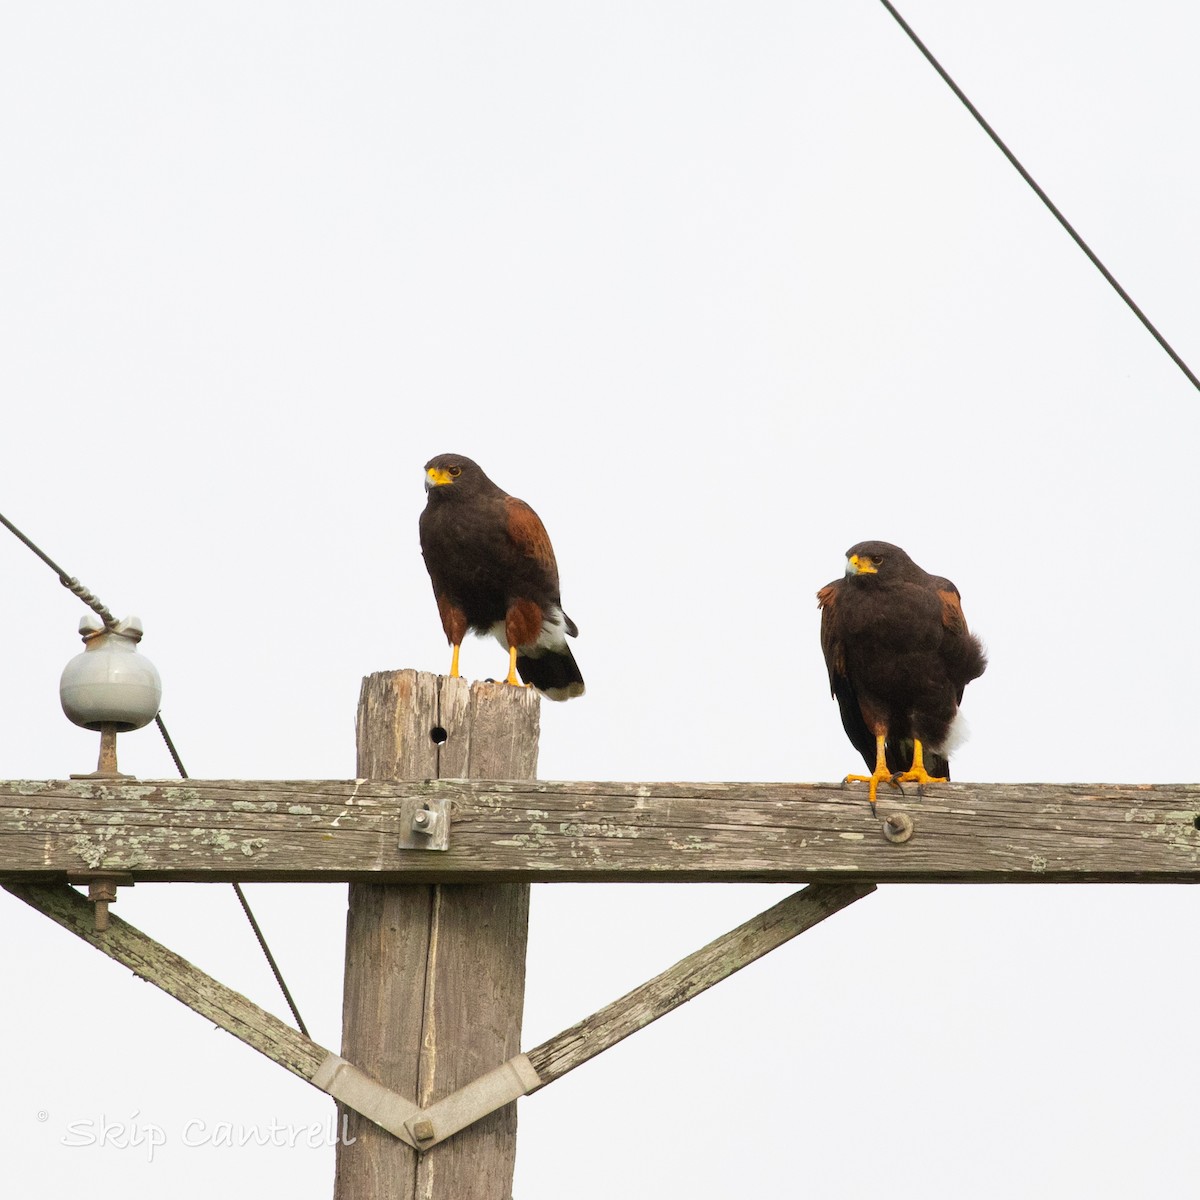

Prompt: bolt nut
xmin=88 ymin=880 xmax=119 ymax=904
xmin=882 ymin=812 xmax=914 ymax=844
xmin=412 ymin=1119 xmax=435 ymax=1142
xmin=411 ymin=809 xmax=433 ymax=832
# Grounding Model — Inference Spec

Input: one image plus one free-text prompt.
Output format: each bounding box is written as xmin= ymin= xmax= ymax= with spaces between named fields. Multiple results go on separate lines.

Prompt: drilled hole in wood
xmin=1194 ymin=815 xmax=1200 ymax=832
xmin=430 ymin=726 xmax=448 ymax=745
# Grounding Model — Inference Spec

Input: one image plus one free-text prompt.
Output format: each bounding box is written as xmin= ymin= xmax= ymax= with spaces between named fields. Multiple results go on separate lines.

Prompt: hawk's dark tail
xmin=517 ymin=646 xmax=585 ymax=702
xmin=927 ymin=751 xmax=950 ymax=780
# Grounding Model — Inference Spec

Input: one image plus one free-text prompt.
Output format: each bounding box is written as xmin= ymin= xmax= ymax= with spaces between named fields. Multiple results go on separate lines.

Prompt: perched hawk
xmin=817 ymin=540 xmax=986 ymax=811
xmin=419 ymin=453 xmax=584 ymax=701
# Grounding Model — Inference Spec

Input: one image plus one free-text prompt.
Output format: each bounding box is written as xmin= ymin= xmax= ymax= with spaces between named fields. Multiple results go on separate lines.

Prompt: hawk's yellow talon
xmin=889 ymin=739 xmax=947 ymax=788
xmin=890 ymin=769 xmax=947 ymax=787
xmin=842 ymin=735 xmax=901 ymax=813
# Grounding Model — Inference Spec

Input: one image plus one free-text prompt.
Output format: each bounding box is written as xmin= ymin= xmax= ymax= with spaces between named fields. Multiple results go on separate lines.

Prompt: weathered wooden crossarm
xmin=3 ymin=778 xmax=1199 ymax=883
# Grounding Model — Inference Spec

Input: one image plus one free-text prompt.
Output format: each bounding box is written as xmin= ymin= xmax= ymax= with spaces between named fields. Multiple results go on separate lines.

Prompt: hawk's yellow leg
xmin=844 ymin=734 xmax=900 ymax=814
xmin=449 ymin=643 xmax=461 ymax=678
xmin=891 ymin=739 xmax=947 ymax=788
xmin=504 ymin=645 xmax=525 ymax=687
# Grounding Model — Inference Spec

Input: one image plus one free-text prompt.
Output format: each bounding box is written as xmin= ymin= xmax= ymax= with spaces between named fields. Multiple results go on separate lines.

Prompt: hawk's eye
xmin=870 ymin=555 xmax=884 ymax=566
xmin=449 ymin=465 xmax=462 ymax=477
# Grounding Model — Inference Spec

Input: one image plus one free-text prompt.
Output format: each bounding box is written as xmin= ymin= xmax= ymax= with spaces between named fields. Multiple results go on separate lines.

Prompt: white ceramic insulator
xmin=59 ymin=615 xmax=163 ymax=732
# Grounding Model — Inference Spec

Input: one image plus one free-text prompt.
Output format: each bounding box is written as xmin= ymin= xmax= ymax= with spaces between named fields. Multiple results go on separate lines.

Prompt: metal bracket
xmin=398 ymin=796 xmax=451 ymax=851
xmin=312 ymin=1054 xmax=422 ymax=1147
xmin=404 ymin=1055 xmax=541 ymax=1150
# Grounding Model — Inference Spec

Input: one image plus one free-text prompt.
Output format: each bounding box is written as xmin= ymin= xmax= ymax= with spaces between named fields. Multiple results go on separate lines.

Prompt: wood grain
xmin=335 ymin=670 xmax=538 ymax=1200
xmin=526 ymin=881 xmax=875 ymax=1085
xmin=4 ymin=776 xmax=1199 ymax=883
xmin=5 ymin=881 xmax=328 ymax=1080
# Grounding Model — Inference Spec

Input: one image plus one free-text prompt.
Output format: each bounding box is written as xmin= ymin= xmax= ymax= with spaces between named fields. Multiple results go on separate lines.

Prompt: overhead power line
xmin=877 ymin=0 xmax=1200 ymax=394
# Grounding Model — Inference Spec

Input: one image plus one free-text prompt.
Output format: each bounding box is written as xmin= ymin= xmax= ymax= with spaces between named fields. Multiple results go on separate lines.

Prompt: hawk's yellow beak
xmin=426 ymin=467 xmax=456 ymax=489
xmin=847 ymin=554 xmax=877 ymax=576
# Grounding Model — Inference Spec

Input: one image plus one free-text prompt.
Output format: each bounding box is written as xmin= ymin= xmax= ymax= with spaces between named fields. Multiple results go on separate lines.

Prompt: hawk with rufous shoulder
xmin=419 ymin=453 xmax=585 ymax=701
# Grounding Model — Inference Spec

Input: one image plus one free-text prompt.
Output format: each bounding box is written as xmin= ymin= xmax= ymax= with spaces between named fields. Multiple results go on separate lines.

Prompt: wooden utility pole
xmin=336 ymin=670 xmax=539 ymax=1200
xmin=6 ymin=669 xmax=1200 ymax=1195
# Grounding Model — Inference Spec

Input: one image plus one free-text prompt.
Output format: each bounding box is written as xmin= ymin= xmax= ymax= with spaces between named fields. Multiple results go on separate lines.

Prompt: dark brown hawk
xmin=419 ymin=453 xmax=584 ymax=701
xmin=817 ymin=540 xmax=986 ymax=812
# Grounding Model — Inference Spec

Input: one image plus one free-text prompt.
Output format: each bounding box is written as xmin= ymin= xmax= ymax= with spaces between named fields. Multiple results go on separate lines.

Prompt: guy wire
xmin=0 ymin=508 xmax=309 ymax=1037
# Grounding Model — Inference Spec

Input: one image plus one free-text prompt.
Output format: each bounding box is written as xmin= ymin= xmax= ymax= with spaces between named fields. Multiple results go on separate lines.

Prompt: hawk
xmin=817 ymin=540 xmax=986 ymax=811
xmin=419 ymin=453 xmax=585 ymax=701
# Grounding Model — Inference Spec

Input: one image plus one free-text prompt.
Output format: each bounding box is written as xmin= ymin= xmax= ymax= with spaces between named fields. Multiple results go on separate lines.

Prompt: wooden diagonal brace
xmin=401 ymin=881 xmax=876 ymax=1148
xmin=6 ymin=879 xmax=874 ymax=1153
xmin=3 ymin=882 xmax=421 ymax=1147
xmin=526 ymin=880 xmax=876 ymax=1089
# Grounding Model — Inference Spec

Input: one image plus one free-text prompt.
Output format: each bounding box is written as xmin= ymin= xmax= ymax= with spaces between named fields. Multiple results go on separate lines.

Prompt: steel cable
xmin=0 ymin=509 xmax=309 ymax=1037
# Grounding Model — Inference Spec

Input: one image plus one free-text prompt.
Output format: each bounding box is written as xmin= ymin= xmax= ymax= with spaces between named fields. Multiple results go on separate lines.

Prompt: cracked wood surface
xmin=336 ymin=670 xmax=537 ymax=1200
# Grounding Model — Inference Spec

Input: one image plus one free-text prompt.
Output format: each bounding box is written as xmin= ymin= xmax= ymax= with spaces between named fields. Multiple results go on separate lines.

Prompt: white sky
xmin=4 ymin=2 xmax=1200 ymax=1196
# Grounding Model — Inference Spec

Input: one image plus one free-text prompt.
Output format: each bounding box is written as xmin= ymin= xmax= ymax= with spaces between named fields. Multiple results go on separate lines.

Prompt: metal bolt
xmin=882 ymin=812 xmax=914 ymax=844
xmin=88 ymin=878 xmax=119 ymax=932
xmin=412 ymin=1119 xmax=436 ymax=1143
xmin=70 ymin=724 xmax=135 ymax=781
xmin=411 ymin=808 xmax=433 ymax=833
